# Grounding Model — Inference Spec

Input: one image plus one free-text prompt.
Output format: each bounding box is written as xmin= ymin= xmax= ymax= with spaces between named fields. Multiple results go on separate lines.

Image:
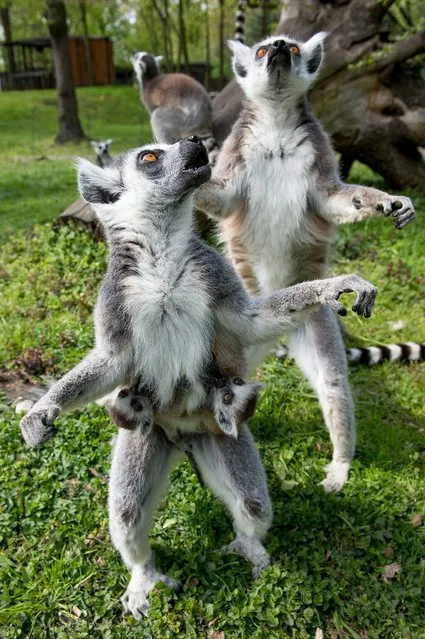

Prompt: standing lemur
xmin=131 ymin=52 xmax=217 ymax=159
xmin=20 ymin=137 xmax=377 ymax=619
xmin=195 ymin=34 xmax=417 ymax=493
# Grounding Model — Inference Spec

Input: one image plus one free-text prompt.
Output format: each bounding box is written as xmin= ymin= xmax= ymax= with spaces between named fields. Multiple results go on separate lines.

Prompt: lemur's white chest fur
xmin=241 ymin=119 xmax=317 ymax=293
xmin=122 ymin=227 xmax=212 ymax=412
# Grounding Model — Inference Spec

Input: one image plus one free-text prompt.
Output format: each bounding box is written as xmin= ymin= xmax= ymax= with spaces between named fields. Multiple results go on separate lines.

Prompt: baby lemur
xmin=20 ymin=137 xmax=377 ymax=620
xmin=196 ymin=33 xmax=416 ymax=493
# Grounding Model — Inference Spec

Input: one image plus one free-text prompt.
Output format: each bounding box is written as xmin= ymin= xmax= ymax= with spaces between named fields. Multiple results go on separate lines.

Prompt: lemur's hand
xmin=352 ymin=192 xmax=415 ymax=230
xmin=20 ymin=402 xmax=60 ymax=448
xmin=318 ymin=274 xmax=377 ymax=319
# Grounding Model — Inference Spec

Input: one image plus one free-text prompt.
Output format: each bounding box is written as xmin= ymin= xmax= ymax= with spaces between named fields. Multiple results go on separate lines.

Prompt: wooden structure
xmin=1 ymin=36 xmax=115 ymax=90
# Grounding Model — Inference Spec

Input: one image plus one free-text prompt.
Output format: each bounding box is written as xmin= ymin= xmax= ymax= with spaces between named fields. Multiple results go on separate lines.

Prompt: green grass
xmin=1 ymin=87 xmax=425 ymax=638
xmin=0 ymin=87 xmax=151 ymax=229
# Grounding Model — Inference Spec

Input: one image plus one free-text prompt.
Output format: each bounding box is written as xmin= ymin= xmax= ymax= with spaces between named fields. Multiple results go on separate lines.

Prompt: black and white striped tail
xmin=347 ymin=343 xmax=425 ymax=366
xmin=235 ymin=0 xmax=247 ymax=43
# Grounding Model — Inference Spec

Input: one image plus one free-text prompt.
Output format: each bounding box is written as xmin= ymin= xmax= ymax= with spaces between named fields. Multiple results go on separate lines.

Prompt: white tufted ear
xmin=228 ymin=39 xmax=251 ymax=78
xmin=155 ymin=55 xmax=163 ymax=71
xmin=302 ymin=31 xmax=327 ymax=75
xmin=77 ymin=158 xmax=123 ymax=205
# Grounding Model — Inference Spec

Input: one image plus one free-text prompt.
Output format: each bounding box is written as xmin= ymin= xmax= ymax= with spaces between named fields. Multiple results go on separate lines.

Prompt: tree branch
xmin=366 ymin=31 xmax=425 ymax=75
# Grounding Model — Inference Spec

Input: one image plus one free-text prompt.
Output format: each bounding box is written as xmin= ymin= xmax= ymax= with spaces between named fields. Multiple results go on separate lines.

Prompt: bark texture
xmin=45 ymin=0 xmax=85 ymax=144
xmin=212 ymin=0 xmax=425 ymax=191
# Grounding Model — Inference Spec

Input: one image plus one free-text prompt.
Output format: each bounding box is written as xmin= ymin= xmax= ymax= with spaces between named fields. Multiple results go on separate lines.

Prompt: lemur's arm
xmin=320 ymin=184 xmax=415 ymax=229
xmin=195 ymin=134 xmax=242 ymax=220
xmin=20 ymin=349 xmax=129 ymax=448
xmin=216 ymin=274 xmax=377 ymax=347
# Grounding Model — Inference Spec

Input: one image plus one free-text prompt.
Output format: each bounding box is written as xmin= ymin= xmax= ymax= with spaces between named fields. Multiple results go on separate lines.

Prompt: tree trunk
xmin=178 ymin=0 xmax=189 ymax=73
xmin=205 ymin=0 xmax=211 ymax=91
xmin=45 ymin=0 xmax=85 ymax=144
xmin=218 ymin=0 xmax=225 ymax=88
xmin=212 ymin=0 xmax=425 ymax=191
xmin=79 ymin=0 xmax=94 ymax=86
xmin=1 ymin=3 xmax=15 ymax=82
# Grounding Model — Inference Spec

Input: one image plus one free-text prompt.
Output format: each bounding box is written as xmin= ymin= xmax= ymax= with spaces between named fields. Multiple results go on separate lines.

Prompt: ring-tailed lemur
xmin=131 ymin=52 xmax=218 ymax=162
xmin=19 ymin=137 xmax=377 ymax=620
xmin=235 ymin=0 xmax=248 ymax=43
xmin=91 ymin=139 xmax=113 ymax=167
xmin=195 ymin=34 xmax=417 ymax=493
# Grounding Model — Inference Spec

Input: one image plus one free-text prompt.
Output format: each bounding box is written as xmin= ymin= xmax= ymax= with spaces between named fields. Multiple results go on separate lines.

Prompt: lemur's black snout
xmin=272 ymin=39 xmax=287 ymax=51
xmin=268 ymin=39 xmax=290 ymax=66
xmin=181 ymin=136 xmax=209 ymax=171
xmin=187 ymin=135 xmax=202 ymax=145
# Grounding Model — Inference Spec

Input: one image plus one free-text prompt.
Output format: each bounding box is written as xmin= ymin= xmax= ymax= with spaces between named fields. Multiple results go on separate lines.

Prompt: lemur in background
xmin=131 ymin=52 xmax=217 ymax=161
xmin=20 ymin=137 xmax=377 ymax=620
xmin=234 ymin=0 xmax=248 ymax=43
xmin=91 ymin=139 xmax=113 ymax=167
xmin=195 ymin=34 xmax=417 ymax=493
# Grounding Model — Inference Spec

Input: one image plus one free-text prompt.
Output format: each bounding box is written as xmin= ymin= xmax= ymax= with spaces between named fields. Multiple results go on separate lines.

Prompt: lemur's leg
xmin=20 ymin=349 xmax=129 ymax=448
xmin=288 ymin=306 xmax=355 ymax=493
xmin=324 ymin=185 xmax=415 ymax=228
xmin=109 ymin=426 xmax=182 ymax=621
xmin=187 ymin=425 xmax=272 ymax=578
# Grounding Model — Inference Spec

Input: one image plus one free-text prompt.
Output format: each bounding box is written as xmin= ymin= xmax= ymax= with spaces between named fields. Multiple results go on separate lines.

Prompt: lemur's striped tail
xmin=347 ymin=343 xmax=425 ymax=366
xmin=235 ymin=0 xmax=248 ymax=43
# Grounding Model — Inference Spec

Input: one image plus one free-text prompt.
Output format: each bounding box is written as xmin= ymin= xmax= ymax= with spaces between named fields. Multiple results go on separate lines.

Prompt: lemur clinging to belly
xmin=195 ymin=33 xmax=416 ymax=493
xmin=20 ymin=136 xmax=377 ymax=619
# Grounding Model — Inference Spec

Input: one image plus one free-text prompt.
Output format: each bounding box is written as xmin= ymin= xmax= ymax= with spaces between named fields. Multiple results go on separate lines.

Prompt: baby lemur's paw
xmin=211 ymin=378 xmax=263 ymax=437
xmin=109 ymin=388 xmax=153 ymax=435
xmin=320 ymin=274 xmax=377 ymax=319
xmin=20 ymin=403 xmax=60 ymax=448
xmin=353 ymin=193 xmax=415 ymax=230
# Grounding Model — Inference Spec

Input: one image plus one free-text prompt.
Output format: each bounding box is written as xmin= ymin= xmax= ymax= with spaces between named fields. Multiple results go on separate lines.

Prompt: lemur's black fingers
xmin=352 ymin=290 xmax=367 ymax=315
xmin=394 ymin=210 xmax=415 ymax=229
xmin=327 ymin=298 xmax=347 ymax=316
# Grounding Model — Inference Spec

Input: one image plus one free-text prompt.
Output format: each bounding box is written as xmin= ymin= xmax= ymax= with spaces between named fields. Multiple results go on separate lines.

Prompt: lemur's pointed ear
xmin=303 ymin=32 xmax=326 ymax=75
xmin=155 ymin=55 xmax=163 ymax=70
xmin=106 ymin=139 xmax=113 ymax=147
xmin=90 ymin=140 xmax=98 ymax=150
xmin=228 ymin=39 xmax=250 ymax=78
xmin=77 ymin=158 xmax=122 ymax=205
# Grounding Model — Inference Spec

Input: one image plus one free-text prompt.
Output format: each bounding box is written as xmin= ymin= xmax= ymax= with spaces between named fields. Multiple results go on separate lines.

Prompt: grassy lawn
xmin=1 ymin=86 xmax=425 ymax=639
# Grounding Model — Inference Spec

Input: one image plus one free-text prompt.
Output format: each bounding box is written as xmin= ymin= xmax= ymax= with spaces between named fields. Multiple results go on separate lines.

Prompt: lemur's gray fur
xmin=91 ymin=139 xmax=113 ymax=167
xmin=131 ymin=52 xmax=217 ymax=161
xmin=20 ymin=137 xmax=377 ymax=619
xmin=195 ymin=33 xmax=416 ymax=493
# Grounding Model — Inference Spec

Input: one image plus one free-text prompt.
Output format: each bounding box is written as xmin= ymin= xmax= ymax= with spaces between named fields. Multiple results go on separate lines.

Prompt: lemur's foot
xmin=320 ymin=460 xmax=351 ymax=493
xmin=319 ymin=274 xmax=377 ymax=319
xmin=220 ymin=533 xmax=270 ymax=579
xmin=211 ymin=378 xmax=263 ymax=437
xmin=20 ymin=403 xmax=60 ymax=448
xmin=122 ymin=565 xmax=181 ymax=621
xmin=353 ymin=193 xmax=415 ymax=230
xmin=109 ymin=388 xmax=153 ymax=434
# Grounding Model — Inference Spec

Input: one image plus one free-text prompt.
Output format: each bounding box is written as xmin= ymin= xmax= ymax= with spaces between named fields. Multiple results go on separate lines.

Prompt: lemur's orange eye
xmin=289 ymin=46 xmax=300 ymax=56
xmin=256 ymin=47 xmax=268 ymax=59
xmin=142 ymin=152 xmax=157 ymax=162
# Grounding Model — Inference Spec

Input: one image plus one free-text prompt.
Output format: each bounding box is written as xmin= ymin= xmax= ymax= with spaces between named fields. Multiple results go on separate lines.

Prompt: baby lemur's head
xmin=131 ymin=51 xmax=163 ymax=86
xmin=78 ymin=137 xmax=211 ymax=226
xmin=229 ymin=32 xmax=326 ymax=101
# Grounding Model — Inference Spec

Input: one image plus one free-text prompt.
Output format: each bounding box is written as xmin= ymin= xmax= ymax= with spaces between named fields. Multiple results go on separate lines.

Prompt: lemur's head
xmin=91 ymin=139 xmax=112 ymax=161
xmin=78 ymin=137 xmax=211 ymax=226
xmin=229 ymin=32 xmax=326 ymax=101
xmin=131 ymin=51 xmax=163 ymax=85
